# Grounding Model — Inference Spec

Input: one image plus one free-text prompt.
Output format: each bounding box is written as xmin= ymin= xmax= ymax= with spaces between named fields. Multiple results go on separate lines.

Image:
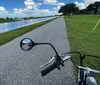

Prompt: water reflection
xmin=0 ymin=17 xmax=55 ymax=34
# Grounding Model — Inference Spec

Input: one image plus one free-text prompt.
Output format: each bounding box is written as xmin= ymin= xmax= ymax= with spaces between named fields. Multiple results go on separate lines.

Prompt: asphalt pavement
xmin=0 ymin=17 xmax=75 ymax=85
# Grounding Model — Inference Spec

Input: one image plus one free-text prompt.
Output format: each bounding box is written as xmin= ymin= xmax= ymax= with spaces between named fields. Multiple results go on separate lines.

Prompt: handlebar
xmin=78 ymin=66 xmax=100 ymax=74
xmin=40 ymin=53 xmax=100 ymax=76
xmin=41 ymin=54 xmax=71 ymax=76
xmin=41 ymin=61 xmax=57 ymax=76
xmin=20 ymin=39 xmax=100 ymax=77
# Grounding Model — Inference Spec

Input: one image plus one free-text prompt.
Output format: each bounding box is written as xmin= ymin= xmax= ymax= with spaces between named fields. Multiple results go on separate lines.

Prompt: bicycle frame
xmin=64 ymin=52 xmax=99 ymax=85
xmin=76 ymin=54 xmax=100 ymax=85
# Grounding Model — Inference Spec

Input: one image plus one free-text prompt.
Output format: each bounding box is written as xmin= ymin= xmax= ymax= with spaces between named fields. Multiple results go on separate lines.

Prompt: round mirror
xmin=20 ymin=38 xmax=35 ymax=51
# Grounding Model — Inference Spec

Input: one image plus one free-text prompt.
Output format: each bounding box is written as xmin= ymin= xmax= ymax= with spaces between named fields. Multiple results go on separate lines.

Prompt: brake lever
xmin=40 ymin=57 xmax=55 ymax=68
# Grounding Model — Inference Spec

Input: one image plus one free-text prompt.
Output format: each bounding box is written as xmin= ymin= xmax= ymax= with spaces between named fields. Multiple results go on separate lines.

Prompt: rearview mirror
xmin=20 ymin=38 xmax=35 ymax=51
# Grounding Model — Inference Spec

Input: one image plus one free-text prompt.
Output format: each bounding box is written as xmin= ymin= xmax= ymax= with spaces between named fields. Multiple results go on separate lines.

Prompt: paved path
xmin=0 ymin=18 xmax=74 ymax=85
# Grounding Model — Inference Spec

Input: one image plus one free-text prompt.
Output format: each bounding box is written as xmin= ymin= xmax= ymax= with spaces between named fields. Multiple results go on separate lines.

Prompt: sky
xmin=0 ymin=0 xmax=100 ymax=18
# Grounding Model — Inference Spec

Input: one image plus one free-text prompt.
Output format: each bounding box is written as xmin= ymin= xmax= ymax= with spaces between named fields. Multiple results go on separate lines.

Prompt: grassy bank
xmin=0 ymin=18 xmax=18 ymax=23
xmin=64 ymin=15 xmax=100 ymax=83
xmin=0 ymin=18 xmax=57 ymax=46
xmin=22 ymin=16 xmax=56 ymax=20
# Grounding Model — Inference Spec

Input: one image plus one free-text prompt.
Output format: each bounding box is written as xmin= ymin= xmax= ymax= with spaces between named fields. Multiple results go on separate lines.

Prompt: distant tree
xmin=58 ymin=5 xmax=67 ymax=15
xmin=0 ymin=18 xmax=4 ymax=19
xmin=58 ymin=3 xmax=79 ymax=17
xmin=6 ymin=17 xmax=10 ymax=20
xmin=24 ymin=17 xmax=28 ymax=20
xmin=86 ymin=2 xmax=100 ymax=14
xmin=79 ymin=9 xmax=86 ymax=14
xmin=58 ymin=2 xmax=100 ymax=15
xmin=86 ymin=4 xmax=94 ymax=14
xmin=93 ymin=2 xmax=100 ymax=14
xmin=9 ymin=17 xmax=13 ymax=20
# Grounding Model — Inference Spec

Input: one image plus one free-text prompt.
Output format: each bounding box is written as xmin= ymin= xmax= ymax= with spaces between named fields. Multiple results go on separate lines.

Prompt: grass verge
xmin=64 ymin=15 xmax=100 ymax=84
xmin=0 ymin=18 xmax=57 ymax=46
xmin=0 ymin=19 xmax=18 ymax=23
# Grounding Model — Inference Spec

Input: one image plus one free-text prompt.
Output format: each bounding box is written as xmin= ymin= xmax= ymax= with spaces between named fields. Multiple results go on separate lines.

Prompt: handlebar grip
xmin=41 ymin=62 xmax=57 ymax=76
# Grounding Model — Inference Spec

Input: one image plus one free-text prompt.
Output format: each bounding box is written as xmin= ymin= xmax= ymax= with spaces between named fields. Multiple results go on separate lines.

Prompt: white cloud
xmin=43 ymin=0 xmax=65 ymax=15
xmin=14 ymin=8 xmax=25 ymax=14
xmin=43 ymin=0 xmax=65 ymax=6
xmin=53 ymin=6 xmax=60 ymax=11
xmin=36 ymin=2 xmax=42 ymax=6
xmin=0 ymin=6 xmax=8 ymax=13
xmin=50 ymin=2 xmax=65 ymax=15
xmin=34 ymin=9 xmax=51 ymax=14
xmin=74 ymin=2 xmax=86 ymax=10
xmin=0 ymin=6 xmax=9 ymax=18
xmin=43 ymin=0 xmax=57 ymax=5
xmin=23 ymin=0 xmax=64 ymax=16
xmin=13 ymin=8 xmax=31 ymax=18
xmin=14 ymin=8 xmax=18 ymax=14
xmin=56 ymin=2 xmax=65 ymax=11
xmin=0 ymin=0 xmax=65 ymax=18
xmin=13 ymin=0 xmax=38 ymax=17
xmin=12 ymin=0 xmax=39 ymax=17
xmin=84 ymin=0 xmax=100 ymax=4
xmin=75 ymin=0 xmax=100 ymax=10
xmin=57 ymin=3 xmax=65 ymax=6
xmin=34 ymin=8 xmax=61 ymax=16
xmin=24 ymin=0 xmax=37 ymax=10
xmin=13 ymin=7 xmax=52 ymax=17
xmin=14 ymin=8 xmax=20 ymax=14
xmin=41 ymin=9 xmax=50 ymax=13
xmin=52 ymin=6 xmax=62 ymax=15
xmin=19 ymin=8 xmax=24 ymax=12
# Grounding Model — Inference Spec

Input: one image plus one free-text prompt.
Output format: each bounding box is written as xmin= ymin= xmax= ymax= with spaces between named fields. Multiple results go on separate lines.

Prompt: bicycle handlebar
xmin=41 ymin=55 xmax=70 ymax=76
xmin=41 ymin=54 xmax=100 ymax=76
xmin=41 ymin=61 xmax=57 ymax=76
xmin=78 ymin=66 xmax=100 ymax=74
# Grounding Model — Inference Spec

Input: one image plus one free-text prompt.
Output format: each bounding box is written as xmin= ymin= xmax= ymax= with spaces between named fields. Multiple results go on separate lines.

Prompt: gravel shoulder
xmin=0 ymin=17 xmax=74 ymax=85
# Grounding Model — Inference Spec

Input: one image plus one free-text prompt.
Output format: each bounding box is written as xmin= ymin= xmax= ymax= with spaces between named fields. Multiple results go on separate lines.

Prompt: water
xmin=0 ymin=17 xmax=56 ymax=34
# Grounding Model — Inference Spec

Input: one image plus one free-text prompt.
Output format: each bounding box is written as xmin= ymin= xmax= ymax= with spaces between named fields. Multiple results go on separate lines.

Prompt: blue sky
xmin=0 ymin=0 xmax=99 ymax=18
xmin=0 ymin=0 xmax=80 ymax=11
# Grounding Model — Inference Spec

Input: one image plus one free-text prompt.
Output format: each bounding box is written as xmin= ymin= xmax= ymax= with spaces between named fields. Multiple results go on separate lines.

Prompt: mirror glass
xmin=20 ymin=38 xmax=35 ymax=51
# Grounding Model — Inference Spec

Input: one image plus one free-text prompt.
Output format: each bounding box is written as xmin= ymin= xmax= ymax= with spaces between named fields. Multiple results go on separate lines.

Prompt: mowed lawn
xmin=64 ymin=15 xmax=100 ymax=83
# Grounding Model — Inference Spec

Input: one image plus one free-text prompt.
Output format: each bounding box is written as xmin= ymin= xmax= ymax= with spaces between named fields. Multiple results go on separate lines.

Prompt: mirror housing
xmin=20 ymin=38 xmax=36 ymax=51
xmin=20 ymin=38 xmax=59 ymax=58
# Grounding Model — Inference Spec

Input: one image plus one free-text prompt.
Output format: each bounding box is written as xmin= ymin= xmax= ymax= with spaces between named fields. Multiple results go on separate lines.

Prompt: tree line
xmin=58 ymin=2 xmax=100 ymax=17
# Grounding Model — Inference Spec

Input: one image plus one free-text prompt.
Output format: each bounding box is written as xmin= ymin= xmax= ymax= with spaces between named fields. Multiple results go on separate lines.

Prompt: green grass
xmin=0 ymin=18 xmax=57 ymax=46
xmin=64 ymin=15 xmax=100 ymax=83
xmin=0 ymin=19 xmax=18 ymax=23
